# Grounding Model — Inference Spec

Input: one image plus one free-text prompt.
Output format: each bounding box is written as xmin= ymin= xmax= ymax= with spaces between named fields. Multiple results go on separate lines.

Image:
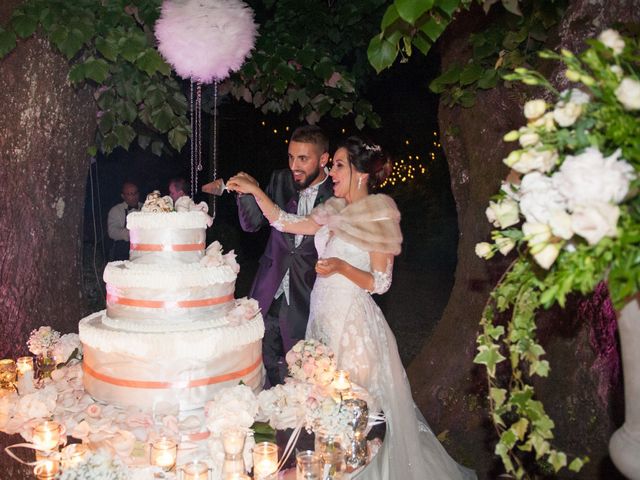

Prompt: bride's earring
xmin=357 ymin=176 xmax=363 ymax=190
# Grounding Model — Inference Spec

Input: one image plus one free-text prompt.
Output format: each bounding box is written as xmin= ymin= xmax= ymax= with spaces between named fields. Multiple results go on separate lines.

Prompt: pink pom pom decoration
xmin=155 ymin=0 xmax=258 ymax=84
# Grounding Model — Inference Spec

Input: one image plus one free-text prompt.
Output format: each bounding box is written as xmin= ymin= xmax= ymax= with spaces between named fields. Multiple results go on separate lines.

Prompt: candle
xmin=222 ymin=428 xmax=246 ymax=456
xmin=296 ymin=450 xmax=322 ymax=480
xmin=331 ymin=370 xmax=352 ymax=401
xmin=252 ymin=441 xmax=278 ymax=479
xmin=0 ymin=359 xmax=16 ymax=388
xmin=16 ymin=356 xmax=34 ymax=394
xmin=150 ymin=437 xmax=177 ymax=471
xmin=33 ymin=421 xmax=62 ymax=451
xmin=33 ymin=455 xmax=60 ymax=480
xmin=181 ymin=461 xmax=210 ymax=480
xmin=61 ymin=443 xmax=90 ymax=469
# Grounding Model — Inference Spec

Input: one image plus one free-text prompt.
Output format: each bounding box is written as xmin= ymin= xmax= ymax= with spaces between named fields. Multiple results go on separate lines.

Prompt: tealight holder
xmin=16 ymin=356 xmax=35 ymax=394
xmin=0 ymin=359 xmax=17 ymax=389
xmin=61 ymin=443 xmax=90 ymax=469
xmin=33 ymin=421 xmax=64 ymax=452
xmin=314 ymin=430 xmax=345 ymax=480
xmin=252 ymin=441 xmax=278 ymax=479
xmin=150 ymin=437 xmax=178 ymax=472
xmin=222 ymin=428 xmax=246 ymax=476
xmin=296 ymin=450 xmax=322 ymax=480
xmin=178 ymin=460 xmax=212 ymax=480
xmin=33 ymin=451 xmax=60 ymax=480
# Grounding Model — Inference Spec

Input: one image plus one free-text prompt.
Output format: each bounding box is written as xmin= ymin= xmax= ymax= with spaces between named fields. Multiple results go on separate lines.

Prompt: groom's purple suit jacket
xmin=237 ymin=169 xmax=334 ymax=345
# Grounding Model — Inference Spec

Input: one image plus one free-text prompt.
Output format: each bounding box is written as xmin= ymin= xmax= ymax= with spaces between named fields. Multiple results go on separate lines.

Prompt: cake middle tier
xmin=104 ymin=261 xmax=236 ymax=332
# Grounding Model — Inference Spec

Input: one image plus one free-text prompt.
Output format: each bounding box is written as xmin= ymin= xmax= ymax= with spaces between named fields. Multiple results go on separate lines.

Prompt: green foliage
xmin=1 ymin=0 xmax=188 ymax=156
xmin=227 ymin=0 xmax=384 ymax=129
xmin=475 ymin=31 xmax=640 ymax=478
xmin=430 ymin=1 xmax=566 ymax=107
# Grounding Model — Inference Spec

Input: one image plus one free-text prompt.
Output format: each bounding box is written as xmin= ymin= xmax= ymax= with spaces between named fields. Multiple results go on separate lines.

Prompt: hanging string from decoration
xmin=211 ymin=80 xmax=219 ymax=219
xmin=155 ymin=0 xmax=257 ymax=206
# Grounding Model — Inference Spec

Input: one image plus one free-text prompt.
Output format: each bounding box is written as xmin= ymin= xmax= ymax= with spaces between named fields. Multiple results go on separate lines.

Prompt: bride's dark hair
xmin=338 ymin=136 xmax=391 ymax=189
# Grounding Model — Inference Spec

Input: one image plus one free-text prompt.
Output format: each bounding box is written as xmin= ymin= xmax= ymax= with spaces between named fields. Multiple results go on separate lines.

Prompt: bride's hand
xmin=315 ymin=258 xmax=344 ymax=276
xmin=227 ymin=172 xmax=260 ymax=195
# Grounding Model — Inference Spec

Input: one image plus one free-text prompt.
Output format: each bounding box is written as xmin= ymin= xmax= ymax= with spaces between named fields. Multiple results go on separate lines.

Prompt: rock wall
xmin=0 ymin=0 xmax=96 ymax=357
xmin=408 ymin=1 xmax=639 ymax=478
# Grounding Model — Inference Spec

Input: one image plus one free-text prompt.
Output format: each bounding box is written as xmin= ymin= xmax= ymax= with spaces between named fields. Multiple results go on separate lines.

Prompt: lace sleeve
xmin=367 ymin=258 xmax=393 ymax=295
xmin=270 ymin=204 xmax=307 ymax=232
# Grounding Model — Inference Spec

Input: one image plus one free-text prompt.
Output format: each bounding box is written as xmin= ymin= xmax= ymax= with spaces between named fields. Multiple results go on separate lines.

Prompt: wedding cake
xmin=79 ymin=193 xmax=264 ymax=411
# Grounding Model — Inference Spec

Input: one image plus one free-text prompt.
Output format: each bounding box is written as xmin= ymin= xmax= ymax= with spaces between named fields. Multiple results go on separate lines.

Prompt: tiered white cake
xmin=79 ymin=195 xmax=264 ymax=411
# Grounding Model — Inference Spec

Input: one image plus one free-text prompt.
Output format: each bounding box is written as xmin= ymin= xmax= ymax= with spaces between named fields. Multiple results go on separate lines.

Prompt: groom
xmin=235 ymin=125 xmax=333 ymax=386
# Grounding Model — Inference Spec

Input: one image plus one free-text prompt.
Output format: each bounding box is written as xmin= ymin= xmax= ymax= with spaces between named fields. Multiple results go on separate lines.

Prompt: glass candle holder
xmin=179 ymin=461 xmax=211 ymax=480
xmin=0 ymin=359 xmax=17 ymax=389
xmin=314 ymin=431 xmax=345 ymax=480
xmin=252 ymin=441 xmax=278 ymax=479
xmin=150 ymin=437 xmax=177 ymax=471
xmin=296 ymin=450 xmax=322 ymax=480
xmin=33 ymin=421 xmax=63 ymax=451
xmin=33 ymin=452 xmax=60 ymax=480
xmin=16 ymin=356 xmax=35 ymax=394
xmin=36 ymin=354 xmax=56 ymax=380
xmin=61 ymin=443 xmax=90 ymax=469
xmin=222 ymin=428 xmax=246 ymax=457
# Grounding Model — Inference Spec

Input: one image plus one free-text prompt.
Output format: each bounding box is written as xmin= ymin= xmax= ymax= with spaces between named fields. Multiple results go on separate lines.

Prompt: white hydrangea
xmin=518 ymin=172 xmax=568 ymax=224
xmin=598 ymin=29 xmax=625 ymax=55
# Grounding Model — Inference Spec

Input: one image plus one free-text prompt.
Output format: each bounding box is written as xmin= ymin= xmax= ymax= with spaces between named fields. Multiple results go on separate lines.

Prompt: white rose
xmin=561 ymin=88 xmax=590 ymax=105
xmin=174 ymin=196 xmax=193 ymax=212
xmin=524 ymin=99 xmax=547 ymax=120
xmin=519 ymin=172 xmax=567 ymax=224
xmin=512 ymin=147 xmax=558 ymax=174
xmin=571 ymin=203 xmax=620 ymax=245
xmin=495 ymin=236 xmax=515 ymax=256
xmin=548 ymin=211 xmax=573 ymax=240
xmin=610 ymin=65 xmax=623 ymax=79
xmin=530 ymin=112 xmax=556 ymax=131
xmin=518 ymin=129 xmax=539 ymax=147
xmin=552 ymin=147 xmax=635 ymax=209
xmin=615 ymin=77 xmax=640 ymax=110
xmin=553 ymin=101 xmax=582 ymax=127
xmin=598 ymin=29 xmax=625 ymax=55
xmin=522 ymin=222 xmax=552 ymax=249
xmin=485 ymin=198 xmax=520 ymax=229
xmin=475 ymin=242 xmax=493 ymax=259
xmin=532 ymin=242 xmax=561 ymax=270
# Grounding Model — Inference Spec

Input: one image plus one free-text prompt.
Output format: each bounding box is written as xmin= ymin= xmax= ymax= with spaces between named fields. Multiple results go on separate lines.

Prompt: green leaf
xmin=68 ymin=63 xmax=86 ymax=83
xmin=355 ymin=114 xmax=365 ymax=130
xmin=380 ymin=5 xmax=401 ymax=30
xmin=501 ymin=0 xmax=522 ymax=16
xmin=87 ymin=145 xmax=97 ymax=157
xmin=548 ymin=450 xmax=567 ymax=472
xmin=113 ymin=124 xmax=136 ymax=150
xmin=419 ymin=16 xmax=447 ymax=42
xmin=84 ymin=58 xmax=110 ymax=83
xmin=396 ymin=0 xmax=433 ymax=25
xmin=168 ymin=125 xmax=188 ymax=152
xmin=459 ymin=63 xmax=484 ymax=85
xmin=412 ymin=32 xmax=432 ymax=56
xmin=151 ymin=140 xmax=163 ymax=156
xmin=511 ymin=417 xmax=529 ymax=441
xmin=120 ymin=31 xmax=146 ymax=63
xmin=490 ymin=387 xmax=507 ymax=408
xmin=477 ymin=69 xmax=499 ymax=89
xmin=0 ymin=28 xmax=17 ymax=58
xmin=473 ymin=344 xmax=506 ymax=376
xmin=568 ymin=457 xmax=587 ymax=472
xmin=11 ymin=13 xmax=38 ymax=38
xmin=436 ymin=0 xmax=460 ymax=18
xmin=149 ymin=105 xmax=175 ymax=133
xmin=59 ymin=28 xmax=86 ymax=59
xmin=367 ymin=35 xmax=398 ymax=73
xmin=96 ymin=36 xmax=118 ymax=61
xmin=136 ymin=49 xmax=169 ymax=76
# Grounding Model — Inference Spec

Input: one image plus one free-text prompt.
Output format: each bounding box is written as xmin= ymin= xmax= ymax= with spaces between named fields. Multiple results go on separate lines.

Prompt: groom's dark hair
xmin=290 ymin=125 xmax=329 ymax=154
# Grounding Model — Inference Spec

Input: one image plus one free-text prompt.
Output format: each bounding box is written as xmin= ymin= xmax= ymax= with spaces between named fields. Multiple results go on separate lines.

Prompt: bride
xmin=227 ymin=136 xmax=475 ymax=479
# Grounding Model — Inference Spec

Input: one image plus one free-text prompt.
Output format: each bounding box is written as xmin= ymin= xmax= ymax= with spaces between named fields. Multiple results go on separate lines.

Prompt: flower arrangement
xmin=28 ymin=327 xmax=82 ymax=367
xmin=285 ymin=339 xmax=337 ymax=386
xmin=57 ymin=451 xmax=129 ymax=480
xmin=474 ymin=29 xmax=639 ymax=478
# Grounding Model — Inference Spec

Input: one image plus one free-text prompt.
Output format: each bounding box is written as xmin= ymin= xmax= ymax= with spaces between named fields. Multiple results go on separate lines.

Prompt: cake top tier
xmin=127 ymin=191 xmax=213 ymax=230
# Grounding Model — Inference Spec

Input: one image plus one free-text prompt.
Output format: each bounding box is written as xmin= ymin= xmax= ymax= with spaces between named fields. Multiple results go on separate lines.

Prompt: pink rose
xmin=86 ymin=404 xmax=102 ymax=418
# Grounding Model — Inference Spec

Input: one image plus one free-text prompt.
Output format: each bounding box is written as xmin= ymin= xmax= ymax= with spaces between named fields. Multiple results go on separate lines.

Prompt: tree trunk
xmin=0 ymin=1 xmax=96 ymax=358
xmin=408 ymin=1 xmax=639 ymax=478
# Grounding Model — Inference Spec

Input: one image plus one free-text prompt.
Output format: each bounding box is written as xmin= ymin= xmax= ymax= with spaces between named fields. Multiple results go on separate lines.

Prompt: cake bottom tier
xmin=82 ymin=340 xmax=264 ymax=411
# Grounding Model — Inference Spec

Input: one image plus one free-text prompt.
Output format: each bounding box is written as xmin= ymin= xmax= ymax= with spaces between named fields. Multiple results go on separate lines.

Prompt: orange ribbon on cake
xmin=106 ymin=293 xmax=234 ymax=309
xmin=130 ymin=242 xmax=205 ymax=252
xmin=82 ymin=357 xmax=262 ymax=389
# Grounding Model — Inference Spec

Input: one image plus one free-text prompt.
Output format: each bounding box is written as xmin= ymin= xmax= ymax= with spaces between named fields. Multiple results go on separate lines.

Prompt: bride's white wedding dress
xmin=306 ymin=220 xmax=475 ymax=479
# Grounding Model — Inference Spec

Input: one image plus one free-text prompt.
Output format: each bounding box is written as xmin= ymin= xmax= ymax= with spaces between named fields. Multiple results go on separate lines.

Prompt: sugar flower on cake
xmin=227 ymin=298 xmax=260 ymax=325
xmin=27 ymin=326 xmax=61 ymax=356
xmin=200 ymin=240 xmax=225 ymax=266
xmin=223 ymin=249 xmax=240 ymax=273
xmin=286 ymin=339 xmax=337 ymax=386
xmin=174 ymin=194 xmax=210 ymax=214
xmin=142 ymin=191 xmax=173 ymax=212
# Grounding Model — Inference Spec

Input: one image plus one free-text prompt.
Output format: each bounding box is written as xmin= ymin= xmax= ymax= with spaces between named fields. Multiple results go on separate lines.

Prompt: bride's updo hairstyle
xmin=338 ymin=136 xmax=391 ymax=189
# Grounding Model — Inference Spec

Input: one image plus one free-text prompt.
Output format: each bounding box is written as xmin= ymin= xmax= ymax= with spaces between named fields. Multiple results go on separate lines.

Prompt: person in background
xmin=168 ymin=177 xmax=190 ymax=203
xmin=107 ymin=181 xmax=141 ymax=261
xmin=232 ymin=125 xmax=334 ymax=387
